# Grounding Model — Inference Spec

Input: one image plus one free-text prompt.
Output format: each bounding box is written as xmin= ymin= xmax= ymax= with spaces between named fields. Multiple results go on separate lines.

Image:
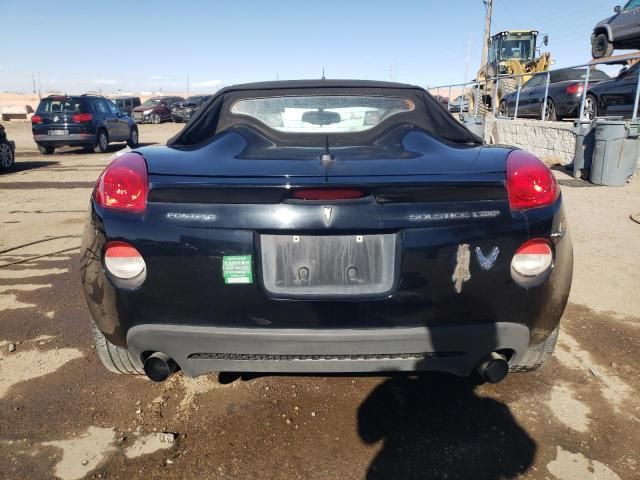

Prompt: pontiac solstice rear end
xmin=80 ymin=80 xmax=572 ymax=384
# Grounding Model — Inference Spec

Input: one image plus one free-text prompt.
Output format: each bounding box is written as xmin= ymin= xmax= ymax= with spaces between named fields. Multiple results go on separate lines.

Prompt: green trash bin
xmin=572 ymin=120 xmax=595 ymax=179
xmin=590 ymin=119 xmax=640 ymax=186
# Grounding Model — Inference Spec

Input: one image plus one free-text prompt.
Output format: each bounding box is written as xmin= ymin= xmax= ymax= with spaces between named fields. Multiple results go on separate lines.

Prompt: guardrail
xmin=427 ymin=52 xmax=640 ymax=122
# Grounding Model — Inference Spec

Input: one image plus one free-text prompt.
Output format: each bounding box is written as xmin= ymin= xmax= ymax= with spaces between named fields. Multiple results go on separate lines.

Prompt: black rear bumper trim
xmin=126 ymin=323 xmax=530 ymax=377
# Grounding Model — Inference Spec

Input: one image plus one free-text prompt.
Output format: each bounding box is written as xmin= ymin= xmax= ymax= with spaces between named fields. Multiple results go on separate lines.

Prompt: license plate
xmin=260 ymin=234 xmax=397 ymax=297
xmin=48 ymin=129 xmax=69 ymax=136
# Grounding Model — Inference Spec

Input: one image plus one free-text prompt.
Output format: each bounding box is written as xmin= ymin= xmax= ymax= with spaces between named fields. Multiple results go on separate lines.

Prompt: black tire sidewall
xmin=95 ymin=130 xmax=109 ymax=153
xmin=127 ymin=127 xmax=139 ymax=147
xmin=499 ymin=101 xmax=508 ymax=117
xmin=585 ymin=95 xmax=597 ymax=120
xmin=38 ymin=144 xmax=54 ymax=155
xmin=544 ymin=98 xmax=557 ymax=121
xmin=0 ymin=142 xmax=14 ymax=170
xmin=592 ymin=34 xmax=612 ymax=58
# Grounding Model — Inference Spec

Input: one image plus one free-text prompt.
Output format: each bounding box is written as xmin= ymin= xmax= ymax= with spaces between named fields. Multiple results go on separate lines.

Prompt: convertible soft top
xmin=167 ymin=79 xmax=481 ymax=146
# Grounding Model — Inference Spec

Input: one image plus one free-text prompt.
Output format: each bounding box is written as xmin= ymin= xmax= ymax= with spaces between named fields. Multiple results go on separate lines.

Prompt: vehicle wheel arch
xmin=593 ymin=26 xmax=613 ymax=42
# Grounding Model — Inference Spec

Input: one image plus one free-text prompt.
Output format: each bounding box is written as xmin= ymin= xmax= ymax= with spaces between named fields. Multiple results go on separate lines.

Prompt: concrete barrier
xmin=484 ymin=117 xmax=576 ymax=166
xmin=1 ymin=105 xmax=32 ymax=121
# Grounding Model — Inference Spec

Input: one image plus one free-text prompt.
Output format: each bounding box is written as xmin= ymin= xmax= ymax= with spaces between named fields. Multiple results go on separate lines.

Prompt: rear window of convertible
xmin=230 ymin=95 xmax=415 ymax=133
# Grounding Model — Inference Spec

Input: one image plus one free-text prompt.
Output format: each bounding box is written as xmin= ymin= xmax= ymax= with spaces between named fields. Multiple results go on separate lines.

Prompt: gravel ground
xmin=0 ymin=121 xmax=639 ymax=480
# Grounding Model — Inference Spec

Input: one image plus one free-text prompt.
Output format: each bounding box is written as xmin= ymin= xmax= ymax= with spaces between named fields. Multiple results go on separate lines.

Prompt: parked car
xmin=432 ymin=94 xmax=450 ymax=109
xmin=31 ymin=94 xmax=139 ymax=154
xmin=0 ymin=123 xmax=16 ymax=171
xmin=586 ymin=61 xmax=640 ymax=119
xmin=592 ymin=1 xmax=640 ymax=58
xmin=499 ymin=68 xmax=610 ymax=121
xmin=171 ymin=95 xmax=212 ymax=122
xmin=81 ymin=80 xmax=572 ymax=384
xmin=109 ymin=96 xmax=141 ymax=116
xmin=132 ymin=96 xmax=185 ymax=124
xmin=448 ymin=95 xmax=469 ymax=113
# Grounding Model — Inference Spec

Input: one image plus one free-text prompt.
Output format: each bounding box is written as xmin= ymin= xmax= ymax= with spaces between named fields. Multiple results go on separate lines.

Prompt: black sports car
xmin=171 ymin=95 xmax=212 ymax=123
xmin=499 ymin=68 xmax=609 ymax=121
xmin=585 ymin=61 xmax=640 ymax=119
xmin=81 ymin=80 xmax=572 ymax=384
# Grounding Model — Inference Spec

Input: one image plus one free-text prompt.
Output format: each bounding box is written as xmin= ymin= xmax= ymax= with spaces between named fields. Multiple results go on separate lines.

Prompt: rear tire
xmin=584 ymin=94 xmax=598 ymax=120
xmin=38 ymin=144 xmax=55 ymax=155
xmin=509 ymin=325 xmax=559 ymax=372
xmin=592 ymin=33 xmax=614 ymax=59
xmin=468 ymin=89 xmax=488 ymax=116
xmin=127 ymin=127 xmax=139 ymax=148
xmin=497 ymin=78 xmax=517 ymax=100
xmin=94 ymin=130 xmax=109 ymax=153
xmin=543 ymin=98 xmax=558 ymax=121
xmin=0 ymin=142 xmax=15 ymax=170
xmin=498 ymin=100 xmax=509 ymax=117
xmin=92 ymin=321 xmax=144 ymax=375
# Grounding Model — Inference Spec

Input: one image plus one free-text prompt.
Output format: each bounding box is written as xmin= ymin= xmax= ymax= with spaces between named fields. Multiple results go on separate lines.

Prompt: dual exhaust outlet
xmin=142 ymin=351 xmax=510 ymax=384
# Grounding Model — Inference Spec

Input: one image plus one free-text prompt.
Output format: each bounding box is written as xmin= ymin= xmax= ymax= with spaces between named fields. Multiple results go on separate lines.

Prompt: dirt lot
xmin=0 ymin=120 xmax=639 ymax=480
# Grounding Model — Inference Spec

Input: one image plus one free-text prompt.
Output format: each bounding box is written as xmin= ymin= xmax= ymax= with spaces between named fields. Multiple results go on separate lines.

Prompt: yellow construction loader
xmin=469 ymin=30 xmax=551 ymax=115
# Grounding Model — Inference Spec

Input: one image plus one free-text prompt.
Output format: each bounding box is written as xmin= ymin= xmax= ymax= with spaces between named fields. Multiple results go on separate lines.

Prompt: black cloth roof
xmin=167 ymin=80 xmax=481 ymax=146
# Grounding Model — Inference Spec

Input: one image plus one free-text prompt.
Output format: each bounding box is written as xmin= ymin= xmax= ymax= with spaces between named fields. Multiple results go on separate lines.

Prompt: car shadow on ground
xmin=357 ymin=373 xmax=536 ymax=480
xmin=1 ymin=160 xmax=58 ymax=174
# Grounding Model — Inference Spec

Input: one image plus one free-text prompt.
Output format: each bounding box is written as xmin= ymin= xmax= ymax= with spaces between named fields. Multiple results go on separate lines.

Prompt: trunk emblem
xmin=322 ymin=206 xmax=333 ymax=226
xmin=475 ymin=246 xmax=500 ymax=270
xmin=53 ymin=115 xmax=59 ymax=122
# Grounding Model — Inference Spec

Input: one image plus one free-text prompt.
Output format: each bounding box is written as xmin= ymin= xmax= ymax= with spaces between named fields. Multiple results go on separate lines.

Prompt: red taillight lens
xmin=94 ymin=153 xmax=148 ymax=212
xmin=292 ymin=188 xmax=365 ymax=200
xmin=104 ymin=241 xmax=146 ymax=279
xmin=73 ymin=113 xmax=93 ymax=123
xmin=31 ymin=114 xmax=42 ymax=124
xmin=566 ymin=83 xmax=583 ymax=95
xmin=511 ymin=239 xmax=553 ymax=277
xmin=506 ymin=150 xmax=559 ymax=210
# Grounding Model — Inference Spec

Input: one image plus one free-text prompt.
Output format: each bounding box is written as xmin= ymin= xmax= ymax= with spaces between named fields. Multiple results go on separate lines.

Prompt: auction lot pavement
xmin=0 ymin=121 xmax=639 ymax=480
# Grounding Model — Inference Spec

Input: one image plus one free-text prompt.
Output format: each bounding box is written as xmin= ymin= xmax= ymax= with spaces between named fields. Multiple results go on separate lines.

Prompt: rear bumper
xmin=126 ymin=322 xmax=530 ymax=377
xmin=34 ymin=133 xmax=95 ymax=146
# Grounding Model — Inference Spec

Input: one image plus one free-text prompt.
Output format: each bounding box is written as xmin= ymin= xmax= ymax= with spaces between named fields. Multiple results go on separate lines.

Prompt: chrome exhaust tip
xmin=143 ymin=352 xmax=177 ymax=382
xmin=476 ymin=352 xmax=509 ymax=384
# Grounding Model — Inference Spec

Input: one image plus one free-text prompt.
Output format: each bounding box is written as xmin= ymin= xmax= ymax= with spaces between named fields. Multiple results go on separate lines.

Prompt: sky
xmin=0 ymin=0 xmax=623 ymax=95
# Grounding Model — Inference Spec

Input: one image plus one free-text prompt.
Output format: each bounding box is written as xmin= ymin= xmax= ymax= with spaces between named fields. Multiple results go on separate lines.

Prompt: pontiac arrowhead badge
xmin=322 ymin=206 xmax=333 ymax=226
xmin=475 ymin=246 xmax=500 ymax=271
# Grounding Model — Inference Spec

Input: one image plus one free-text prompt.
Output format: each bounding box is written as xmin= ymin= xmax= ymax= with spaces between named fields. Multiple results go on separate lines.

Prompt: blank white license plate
xmin=48 ymin=129 xmax=69 ymax=136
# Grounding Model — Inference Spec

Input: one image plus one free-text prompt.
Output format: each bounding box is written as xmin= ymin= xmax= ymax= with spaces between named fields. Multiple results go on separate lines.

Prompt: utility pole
xmin=480 ymin=0 xmax=493 ymax=69
xmin=32 ymin=73 xmax=36 ymax=94
xmin=464 ymin=33 xmax=472 ymax=84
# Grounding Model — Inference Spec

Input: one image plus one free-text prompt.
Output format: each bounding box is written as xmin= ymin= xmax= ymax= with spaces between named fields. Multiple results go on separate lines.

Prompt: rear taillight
xmin=73 ymin=113 xmax=93 ymax=123
xmin=566 ymin=83 xmax=583 ymax=95
xmin=511 ymin=239 xmax=553 ymax=278
xmin=94 ymin=152 xmax=148 ymax=212
xmin=104 ymin=241 xmax=146 ymax=279
xmin=566 ymin=82 xmax=592 ymax=95
xmin=31 ymin=114 xmax=42 ymax=124
xmin=292 ymin=188 xmax=365 ymax=200
xmin=506 ymin=150 xmax=559 ymax=210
